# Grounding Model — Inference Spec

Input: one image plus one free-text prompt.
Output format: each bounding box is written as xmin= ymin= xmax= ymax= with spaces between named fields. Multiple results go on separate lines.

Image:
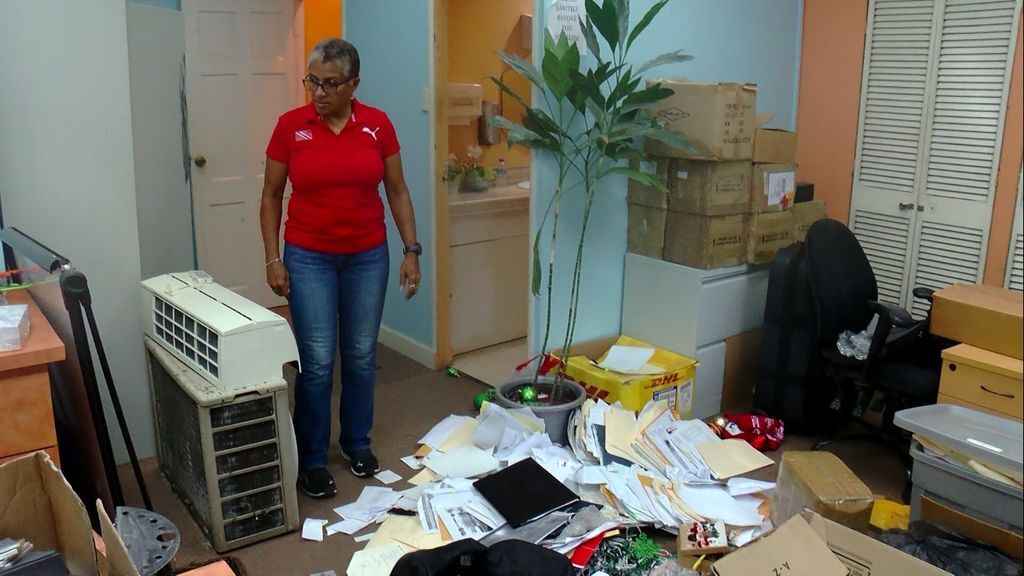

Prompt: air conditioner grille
xmin=219 ymin=466 xmax=282 ymax=499
xmin=215 ymin=443 xmax=279 ymax=476
xmin=153 ymin=296 xmax=220 ymax=379
xmin=224 ymin=508 xmax=286 ymax=543
xmin=212 ymin=421 xmax=277 ymax=452
xmin=221 ymin=487 xmax=284 ymax=521
xmin=210 ymin=397 xmax=274 ymax=428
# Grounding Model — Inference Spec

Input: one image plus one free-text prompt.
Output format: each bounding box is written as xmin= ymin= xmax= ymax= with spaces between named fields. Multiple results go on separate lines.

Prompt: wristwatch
xmin=403 ymin=242 xmax=423 ymax=256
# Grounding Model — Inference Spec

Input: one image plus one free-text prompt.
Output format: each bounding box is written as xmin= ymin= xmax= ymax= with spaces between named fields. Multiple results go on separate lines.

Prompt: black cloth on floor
xmin=389 ymin=539 xmax=573 ymax=576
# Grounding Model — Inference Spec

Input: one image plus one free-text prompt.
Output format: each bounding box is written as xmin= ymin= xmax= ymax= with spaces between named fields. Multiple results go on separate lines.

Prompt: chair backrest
xmin=805 ymin=218 xmax=878 ymax=345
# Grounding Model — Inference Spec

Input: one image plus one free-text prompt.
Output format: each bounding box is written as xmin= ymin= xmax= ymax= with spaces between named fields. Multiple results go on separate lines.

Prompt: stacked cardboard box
xmin=746 ymin=121 xmax=797 ymax=265
xmin=628 ymin=80 xmax=756 ymax=269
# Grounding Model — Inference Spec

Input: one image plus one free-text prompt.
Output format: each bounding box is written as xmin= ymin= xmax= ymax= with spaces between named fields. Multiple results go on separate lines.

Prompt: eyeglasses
xmin=302 ymin=74 xmax=354 ymax=95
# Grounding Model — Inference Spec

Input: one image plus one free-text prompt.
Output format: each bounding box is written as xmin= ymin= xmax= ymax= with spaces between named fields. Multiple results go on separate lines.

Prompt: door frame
xmin=433 ymin=0 xmax=452 ymax=368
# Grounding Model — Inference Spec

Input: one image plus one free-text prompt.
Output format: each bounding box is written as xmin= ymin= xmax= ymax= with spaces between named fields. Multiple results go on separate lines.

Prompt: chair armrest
xmin=913 ymin=287 xmax=935 ymax=302
xmin=868 ymin=300 xmax=915 ymax=328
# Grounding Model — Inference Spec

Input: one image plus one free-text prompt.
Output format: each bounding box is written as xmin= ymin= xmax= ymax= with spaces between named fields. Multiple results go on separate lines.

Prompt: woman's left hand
xmin=400 ymin=254 xmax=421 ymax=300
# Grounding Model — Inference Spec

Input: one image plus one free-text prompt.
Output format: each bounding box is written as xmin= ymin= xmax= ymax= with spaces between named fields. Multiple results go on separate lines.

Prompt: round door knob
xmin=194 ymin=155 xmax=207 ymax=168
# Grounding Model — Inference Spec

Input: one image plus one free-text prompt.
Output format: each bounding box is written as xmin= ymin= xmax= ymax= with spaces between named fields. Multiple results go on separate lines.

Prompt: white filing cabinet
xmin=622 ymin=254 xmax=769 ymax=418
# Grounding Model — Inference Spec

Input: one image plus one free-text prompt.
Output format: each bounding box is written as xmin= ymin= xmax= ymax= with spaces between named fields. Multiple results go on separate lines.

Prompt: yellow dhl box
xmin=556 ymin=335 xmax=698 ymax=417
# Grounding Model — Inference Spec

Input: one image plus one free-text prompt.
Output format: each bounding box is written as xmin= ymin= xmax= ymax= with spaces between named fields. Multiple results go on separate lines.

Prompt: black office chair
xmin=804 ymin=219 xmax=942 ymax=450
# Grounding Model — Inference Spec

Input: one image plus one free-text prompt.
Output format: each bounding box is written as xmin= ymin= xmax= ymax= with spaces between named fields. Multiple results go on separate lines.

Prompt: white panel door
xmin=850 ymin=0 xmax=939 ymax=307
xmin=183 ymin=0 xmax=301 ymax=306
xmin=1007 ymin=167 xmax=1024 ymax=291
xmin=852 ymin=0 xmax=1021 ymax=312
xmin=907 ymin=0 xmax=1021 ymax=316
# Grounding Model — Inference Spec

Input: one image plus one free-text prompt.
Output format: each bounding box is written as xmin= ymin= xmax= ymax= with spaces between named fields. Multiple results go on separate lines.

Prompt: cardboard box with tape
xmin=668 ymin=159 xmax=752 ymax=216
xmin=645 ymin=80 xmax=757 ymax=161
xmin=746 ymin=211 xmax=794 ymax=265
xmin=665 ymin=212 xmax=748 ymax=269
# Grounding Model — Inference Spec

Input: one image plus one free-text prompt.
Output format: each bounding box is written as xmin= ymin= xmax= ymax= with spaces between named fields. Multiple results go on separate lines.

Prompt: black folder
xmin=473 ymin=457 xmax=580 ymax=528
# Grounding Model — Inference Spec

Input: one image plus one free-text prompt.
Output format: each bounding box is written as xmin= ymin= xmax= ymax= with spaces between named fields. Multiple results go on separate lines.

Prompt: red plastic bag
xmin=713 ymin=412 xmax=785 ymax=452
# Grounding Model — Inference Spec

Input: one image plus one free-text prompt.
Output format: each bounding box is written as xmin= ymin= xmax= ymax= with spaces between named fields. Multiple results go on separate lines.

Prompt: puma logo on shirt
xmin=362 ymin=126 xmax=381 ymax=141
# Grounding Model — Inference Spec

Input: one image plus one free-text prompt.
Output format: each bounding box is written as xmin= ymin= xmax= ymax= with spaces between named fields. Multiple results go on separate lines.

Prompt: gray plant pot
xmin=495 ymin=375 xmax=586 ymax=446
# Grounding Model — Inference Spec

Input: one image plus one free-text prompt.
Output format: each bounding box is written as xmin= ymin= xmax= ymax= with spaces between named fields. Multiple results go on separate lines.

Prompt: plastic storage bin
xmin=895 ymin=404 xmax=1022 ymax=472
xmin=908 ymin=441 xmax=1023 ymax=530
xmin=896 ymin=404 xmax=1023 ymax=531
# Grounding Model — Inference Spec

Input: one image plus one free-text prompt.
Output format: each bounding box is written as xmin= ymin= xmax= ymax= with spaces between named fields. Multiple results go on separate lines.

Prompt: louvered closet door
xmin=851 ymin=0 xmax=939 ymax=307
xmin=852 ymin=0 xmax=1021 ymax=313
xmin=907 ymin=0 xmax=1022 ymax=316
xmin=1006 ymin=168 xmax=1024 ymax=291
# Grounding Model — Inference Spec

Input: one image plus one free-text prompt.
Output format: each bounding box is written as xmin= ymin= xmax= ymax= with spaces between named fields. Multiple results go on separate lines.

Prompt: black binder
xmin=473 ymin=458 xmax=579 ymax=528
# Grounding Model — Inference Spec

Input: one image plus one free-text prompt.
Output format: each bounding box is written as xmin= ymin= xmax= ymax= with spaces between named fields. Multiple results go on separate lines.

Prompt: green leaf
xmin=542 ymin=46 xmax=572 ymax=99
xmin=531 ymin=231 xmax=542 ymax=296
xmin=622 ymin=84 xmax=674 ymax=112
xmin=579 ymin=17 xmax=601 ymax=60
xmin=608 ymin=166 xmax=669 ymax=193
xmin=499 ymin=52 xmax=545 ymax=89
xmin=626 ymin=0 xmax=668 ymax=52
xmin=586 ymin=0 xmax=619 ymax=51
xmin=614 ymin=0 xmax=629 ymax=53
xmin=489 ymin=76 xmax=526 ymax=108
xmin=636 ymin=50 xmax=694 ymax=76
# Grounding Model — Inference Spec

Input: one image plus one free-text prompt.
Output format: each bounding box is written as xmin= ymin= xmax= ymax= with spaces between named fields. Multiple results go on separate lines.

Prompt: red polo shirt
xmin=266 ymin=99 xmax=400 ymax=254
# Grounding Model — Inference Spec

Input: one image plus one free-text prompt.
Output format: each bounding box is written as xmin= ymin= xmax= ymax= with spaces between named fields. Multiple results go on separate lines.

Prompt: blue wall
xmin=530 ymin=0 xmax=803 ymax=353
xmin=130 ymin=0 xmax=180 ymax=10
xmin=345 ymin=1 xmax=436 ymax=351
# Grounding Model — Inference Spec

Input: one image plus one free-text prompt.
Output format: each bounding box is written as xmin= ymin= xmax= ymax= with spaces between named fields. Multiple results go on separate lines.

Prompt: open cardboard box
xmin=711 ymin=511 xmax=952 ymax=576
xmin=0 ymin=451 xmax=139 ymax=576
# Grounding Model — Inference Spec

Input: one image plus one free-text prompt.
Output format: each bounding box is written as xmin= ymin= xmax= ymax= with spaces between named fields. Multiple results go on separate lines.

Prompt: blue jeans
xmin=284 ymin=241 xmax=389 ymax=470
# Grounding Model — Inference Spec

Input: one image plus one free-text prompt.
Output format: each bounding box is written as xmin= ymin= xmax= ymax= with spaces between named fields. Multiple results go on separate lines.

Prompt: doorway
xmin=436 ymin=0 xmax=534 ymax=385
xmin=183 ymin=0 xmax=344 ymax=309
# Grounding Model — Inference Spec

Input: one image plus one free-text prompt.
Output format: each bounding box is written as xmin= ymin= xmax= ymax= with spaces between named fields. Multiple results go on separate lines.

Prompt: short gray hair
xmin=307 ymin=38 xmax=360 ymax=78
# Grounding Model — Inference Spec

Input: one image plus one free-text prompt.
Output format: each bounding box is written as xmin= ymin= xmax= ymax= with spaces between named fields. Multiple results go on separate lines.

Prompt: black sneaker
xmin=298 ymin=468 xmax=337 ymax=498
xmin=342 ymin=449 xmax=381 ymax=478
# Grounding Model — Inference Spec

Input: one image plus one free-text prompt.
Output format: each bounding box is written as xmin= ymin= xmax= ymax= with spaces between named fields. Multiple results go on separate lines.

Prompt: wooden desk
xmin=0 ymin=289 xmax=66 ymax=465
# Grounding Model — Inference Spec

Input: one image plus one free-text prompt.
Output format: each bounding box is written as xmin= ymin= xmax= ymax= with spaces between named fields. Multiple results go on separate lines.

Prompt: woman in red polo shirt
xmin=259 ymin=38 xmax=421 ymax=498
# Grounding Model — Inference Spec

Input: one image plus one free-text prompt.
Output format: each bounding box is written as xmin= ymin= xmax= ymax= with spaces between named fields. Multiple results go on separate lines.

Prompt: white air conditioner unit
xmin=141 ymin=271 xmax=299 ymax=391
xmin=141 ymin=271 xmax=300 ymax=551
xmin=146 ymin=338 xmax=299 ymax=551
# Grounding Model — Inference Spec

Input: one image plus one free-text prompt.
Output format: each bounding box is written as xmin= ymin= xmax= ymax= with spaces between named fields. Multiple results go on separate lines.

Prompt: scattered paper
xmin=327 ymin=517 xmax=373 ymax=536
xmin=346 ymin=542 xmax=406 ymax=576
xmin=598 ymin=345 xmax=656 ymax=372
xmin=674 ymin=483 xmax=764 ymax=527
xmin=370 ymin=514 xmax=445 ymax=551
xmin=408 ymin=467 xmax=438 ymax=486
xmin=727 ymin=477 xmax=775 ymax=497
xmin=695 ymin=439 xmax=774 ymax=479
xmin=310 ymin=571 xmax=337 ymax=576
xmin=334 ymin=487 xmax=401 ymax=523
xmin=437 ymin=419 xmax=478 ymax=452
xmin=375 ymin=469 xmax=402 ymax=485
xmin=473 ymin=402 xmax=540 ymax=449
xmin=425 ymin=444 xmax=499 ymax=478
xmin=302 ymin=518 xmax=328 ymax=542
xmin=419 ymin=415 xmax=473 ymax=449
xmin=400 ymin=455 xmax=423 ymax=470
xmin=354 ymin=532 xmax=376 ymax=543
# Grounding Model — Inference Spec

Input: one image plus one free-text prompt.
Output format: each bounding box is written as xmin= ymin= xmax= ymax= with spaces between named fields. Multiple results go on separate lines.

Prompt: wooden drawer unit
xmin=938 ymin=343 xmax=1023 ymax=421
xmin=0 ymin=290 xmax=65 ymax=463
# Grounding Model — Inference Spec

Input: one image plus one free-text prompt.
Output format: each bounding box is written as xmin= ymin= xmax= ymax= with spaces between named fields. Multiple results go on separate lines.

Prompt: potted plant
xmin=491 ymin=0 xmax=696 ymax=443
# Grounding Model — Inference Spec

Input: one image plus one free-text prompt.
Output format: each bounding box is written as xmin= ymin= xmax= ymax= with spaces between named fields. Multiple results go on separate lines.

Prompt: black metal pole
xmin=61 ymin=270 xmax=125 ymax=510
xmin=82 ymin=300 xmax=153 ymax=511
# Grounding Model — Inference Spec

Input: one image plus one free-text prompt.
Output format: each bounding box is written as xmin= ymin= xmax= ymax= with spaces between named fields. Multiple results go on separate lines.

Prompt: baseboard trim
xmin=378 ymin=326 xmax=435 ymax=368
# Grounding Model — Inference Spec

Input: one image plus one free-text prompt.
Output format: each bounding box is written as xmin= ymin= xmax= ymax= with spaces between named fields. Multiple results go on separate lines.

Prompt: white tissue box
xmin=0 ymin=304 xmax=31 ymax=352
